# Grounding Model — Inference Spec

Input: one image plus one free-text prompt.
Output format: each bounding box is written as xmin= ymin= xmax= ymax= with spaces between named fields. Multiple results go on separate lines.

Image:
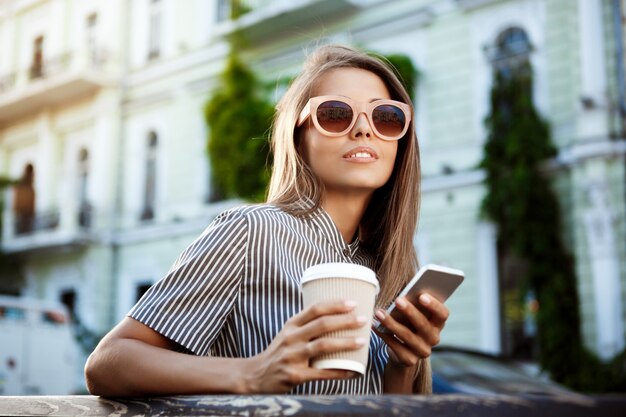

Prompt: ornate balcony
xmin=13 ymin=210 xmax=59 ymax=236
xmin=0 ymin=48 xmax=117 ymax=125
xmin=1 ymin=206 xmax=95 ymax=255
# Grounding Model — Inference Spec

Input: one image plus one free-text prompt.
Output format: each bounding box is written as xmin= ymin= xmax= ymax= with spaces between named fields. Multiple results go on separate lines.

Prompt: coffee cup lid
xmin=301 ymin=263 xmax=379 ymax=293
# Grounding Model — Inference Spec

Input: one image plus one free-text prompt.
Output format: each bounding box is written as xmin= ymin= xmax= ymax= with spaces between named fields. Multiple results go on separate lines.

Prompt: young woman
xmin=85 ymin=45 xmax=449 ymax=396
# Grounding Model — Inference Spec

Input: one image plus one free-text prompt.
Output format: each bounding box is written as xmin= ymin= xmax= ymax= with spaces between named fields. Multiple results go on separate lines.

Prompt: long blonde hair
xmin=267 ymin=45 xmax=429 ymax=392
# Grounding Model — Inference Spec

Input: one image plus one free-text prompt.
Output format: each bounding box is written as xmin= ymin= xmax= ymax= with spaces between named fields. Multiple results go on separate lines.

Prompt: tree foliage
xmin=480 ymin=64 xmax=626 ymax=392
xmin=204 ymin=53 xmax=274 ymax=202
xmin=229 ymin=0 xmax=251 ymax=19
xmin=382 ymin=53 xmax=419 ymax=101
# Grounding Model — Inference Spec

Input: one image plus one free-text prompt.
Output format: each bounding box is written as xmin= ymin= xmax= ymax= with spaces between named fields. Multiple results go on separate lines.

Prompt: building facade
xmin=0 ymin=0 xmax=624 ymax=393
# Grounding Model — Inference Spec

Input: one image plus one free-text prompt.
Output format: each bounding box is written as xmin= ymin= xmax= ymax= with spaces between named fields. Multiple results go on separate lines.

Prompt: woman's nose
xmin=350 ymin=113 xmax=373 ymax=140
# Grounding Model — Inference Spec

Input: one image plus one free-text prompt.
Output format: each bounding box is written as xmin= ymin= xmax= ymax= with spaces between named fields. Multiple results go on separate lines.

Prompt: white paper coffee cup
xmin=301 ymin=262 xmax=379 ymax=375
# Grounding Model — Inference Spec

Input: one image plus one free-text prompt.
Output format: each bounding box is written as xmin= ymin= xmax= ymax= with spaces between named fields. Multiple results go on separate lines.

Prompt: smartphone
xmin=374 ymin=264 xmax=464 ymax=333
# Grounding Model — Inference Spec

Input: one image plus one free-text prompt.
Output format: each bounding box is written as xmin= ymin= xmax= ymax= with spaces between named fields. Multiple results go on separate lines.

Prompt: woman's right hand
xmin=243 ymin=299 xmax=368 ymax=393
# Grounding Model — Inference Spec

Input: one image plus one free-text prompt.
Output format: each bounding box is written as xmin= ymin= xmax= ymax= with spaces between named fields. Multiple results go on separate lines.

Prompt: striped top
xmin=128 ymin=202 xmax=390 ymax=395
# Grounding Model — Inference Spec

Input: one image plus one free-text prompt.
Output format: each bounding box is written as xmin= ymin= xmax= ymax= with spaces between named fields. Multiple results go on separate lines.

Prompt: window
xmin=216 ymin=0 xmax=230 ymax=22
xmin=148 ymin=0 xmax=162 ymax=60
xmin=30 ymin=36 xmax=44 ymax=79
xmin=489 ymin=27 xmax=537 ymax=361
xmin=141 ymin=131 xmax=158 ymax=221
xmin=77 ymin=149 xmax=92 ymax=228
xmin=13 ymin=164 xmax=35 ymax=235
xmin=489 ymin=27 xmax=532 ymax=77
xmin=60 ymin=289 xmax=77 ymax=321
xmin=86 ymin=13 xmax=99 ymax=66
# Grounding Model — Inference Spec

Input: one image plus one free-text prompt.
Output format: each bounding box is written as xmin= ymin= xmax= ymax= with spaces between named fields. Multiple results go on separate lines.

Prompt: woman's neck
xmin=322 ymin=191 xmax=372 ymax=243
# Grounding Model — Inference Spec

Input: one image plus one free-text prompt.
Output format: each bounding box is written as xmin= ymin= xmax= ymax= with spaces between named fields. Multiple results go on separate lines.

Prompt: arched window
xmin=77 ymin=149 xmax=92 ymax=228
xmin=485 ymin=27 xmax=534 ymax=127
xmin=86 ymin=13 xmax=99 ymax=66
xmin=141 ymin=131 xmax=158 ymax=221
xmin=13 ymin=164 xmax=35 ymax=234
xmin=30 ymin=36 xmax=44 ymax=79
xmin=487 ymin=27 xmax=538 ymax=361
xmin=489 ymin=27 xmax=532 ymax=77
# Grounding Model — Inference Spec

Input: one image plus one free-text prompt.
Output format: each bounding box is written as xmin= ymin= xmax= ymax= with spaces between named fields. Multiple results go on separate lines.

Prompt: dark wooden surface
xmin=1 ymin=394 xmax=625 ymax=417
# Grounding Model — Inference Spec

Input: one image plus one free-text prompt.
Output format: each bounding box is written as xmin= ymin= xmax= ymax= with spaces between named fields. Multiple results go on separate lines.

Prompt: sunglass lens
xmin=317 ymin=101 xmax=353 ymax=133
xmin=373 ymin=105 xmax=406 ymax=138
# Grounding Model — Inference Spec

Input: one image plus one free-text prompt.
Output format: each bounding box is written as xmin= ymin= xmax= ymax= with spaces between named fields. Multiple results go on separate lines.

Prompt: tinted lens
xmin=316 ymin=101 xmax=353 ymax=133
xmin=372 ymin=105 xmax=406 ymax=138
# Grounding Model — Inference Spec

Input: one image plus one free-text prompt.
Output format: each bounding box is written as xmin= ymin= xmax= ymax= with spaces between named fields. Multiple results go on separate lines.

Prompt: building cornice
xmin=351 ymin=5 xmax=435 ymax=41
xmin=213 ymin=0 xmax=360 ymax=44
xmin=454 ymin=0 xmax=503 ymax=12
xmin=422 ymin=138 xmax=626 ymax=193
xmin=555 ymin=138 xmax=626 ymax=166
xmin=125 ymin=43 xmax=229 ymax=89
xmin=422 ymin=169 xmax=486 ymax=193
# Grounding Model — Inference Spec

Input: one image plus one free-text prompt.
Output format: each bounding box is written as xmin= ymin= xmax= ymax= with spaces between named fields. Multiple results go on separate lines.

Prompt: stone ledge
xmin=1 ymin=394 xmax=626 ymax=417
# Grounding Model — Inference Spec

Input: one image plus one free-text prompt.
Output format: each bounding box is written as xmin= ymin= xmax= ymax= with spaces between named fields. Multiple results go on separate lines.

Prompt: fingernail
xmin=420 ymin=294 xmax=431 ymax=305
xmin=356 ymin=315 xmax=368 ymax=324
xmin=355 ymin=337 xmax=367 ymax=346
xmin=344 ymin=299 xmax=357 ymax=308
xmin=375 ymin=309 xmax=385 ymax=321
xmin=396 ymin=297 xmax=408 ymax=308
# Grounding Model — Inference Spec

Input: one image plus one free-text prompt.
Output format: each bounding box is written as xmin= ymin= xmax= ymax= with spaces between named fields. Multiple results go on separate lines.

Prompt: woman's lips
xmin=342 ymin=146 xmax=379 ymax=161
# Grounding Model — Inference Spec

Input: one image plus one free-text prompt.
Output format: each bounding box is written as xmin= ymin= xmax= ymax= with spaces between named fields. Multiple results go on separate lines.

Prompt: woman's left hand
xmin=373 ymin=293 xmax=449 ymax=367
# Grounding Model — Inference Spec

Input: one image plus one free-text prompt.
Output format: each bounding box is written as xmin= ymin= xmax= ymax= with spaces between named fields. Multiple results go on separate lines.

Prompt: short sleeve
xmin=128 ymin=209 xmax=248 ymax=356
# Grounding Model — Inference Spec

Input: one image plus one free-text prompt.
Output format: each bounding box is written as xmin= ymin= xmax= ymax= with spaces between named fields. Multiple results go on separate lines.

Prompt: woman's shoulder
xmin=191 ymin=204 xmax=290 ymax=250
xmin=214 ymin=203 xmax=296 ymax=224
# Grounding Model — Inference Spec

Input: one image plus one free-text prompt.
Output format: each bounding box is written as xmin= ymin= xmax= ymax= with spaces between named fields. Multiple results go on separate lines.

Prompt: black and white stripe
xmin=129 ymin=203 xmax=389 ymax=395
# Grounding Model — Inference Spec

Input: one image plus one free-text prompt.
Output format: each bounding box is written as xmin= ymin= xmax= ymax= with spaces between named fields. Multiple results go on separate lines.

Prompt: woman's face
xmin=300 ymin=68 xmax=399 ymax=198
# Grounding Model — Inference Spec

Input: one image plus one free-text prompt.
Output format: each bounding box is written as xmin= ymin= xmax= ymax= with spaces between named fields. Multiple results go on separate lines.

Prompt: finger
xmin=418 ymin=294 xmax=449 ymax=328
xmin=375 ymin=306 xmax=442 ymax=354
xmin=374 ymin=328 xmax=428 ymax=365
xmin=290 ymin=299 xmax=356 ymax=326
xmin=375 ymin=307 xmax=423 ymax=346
xmin=392 ymin=297 xmax=430 ymax=333
xmin=390 ymin=298 xmax=441 ymax=346
xmin=296 ymin=313 xmax=368 ymax=341
xmin=379 ymin=334 xmax=415 ymax=366
xmin=300 ymin=336 xmax=366 ymax=360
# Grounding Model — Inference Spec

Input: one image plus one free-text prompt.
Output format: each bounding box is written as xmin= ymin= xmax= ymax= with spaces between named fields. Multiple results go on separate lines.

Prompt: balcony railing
xmin=0 ymin=72 xmax=16 ymax=94
xmin=0 ymin=47 xmax=115 ymax=123
xmin=14 ymin=210 xmax=60 ymax=236
xmin=2 ymin=205 xmax=96 ymax=254
xmin=28 ymin=52 xmax=72 ymax=81
xmin=1 ymin=48 xmax=109 ymax=94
